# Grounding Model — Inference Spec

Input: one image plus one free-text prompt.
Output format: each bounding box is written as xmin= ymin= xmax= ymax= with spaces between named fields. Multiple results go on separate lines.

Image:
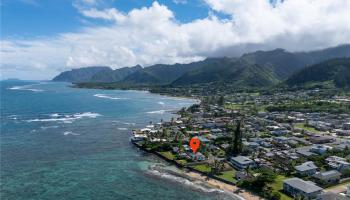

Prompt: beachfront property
xmin=229 ymin=156 xmax=256 ymax=170
xmin=283 ymin=178 xmax=323 ymax=199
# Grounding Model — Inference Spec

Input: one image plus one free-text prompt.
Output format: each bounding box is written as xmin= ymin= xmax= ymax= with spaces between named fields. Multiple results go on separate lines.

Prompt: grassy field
xmin=268 ymin=175 xmax=292 ymax=200
xmin=224 ymin=103 xmax=243 ymax=110
xmin=295 ymin=123 xmax=322 ymax=133
xmin=216 ymin=169 xmax=237 ymax=183
xmin=193 ymin=164 xmax=212 ymax=173
xmin=175 ymin=159 xmax=187 ymax=165
xmin=159 ymin=151 xmax=175 ymax=160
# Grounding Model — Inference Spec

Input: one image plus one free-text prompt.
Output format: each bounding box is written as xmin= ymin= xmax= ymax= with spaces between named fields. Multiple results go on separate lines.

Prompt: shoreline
xmin=69 ymin=83 xmax=260 ymax=199
xmin=133 ymin=142 xmax=263 ymax=200
xmin=184 ymin=171 xmax=261 ymax=200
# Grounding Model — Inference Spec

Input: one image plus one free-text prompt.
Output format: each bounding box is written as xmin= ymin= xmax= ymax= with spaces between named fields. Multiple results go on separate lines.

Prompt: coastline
xmin=133 ymin=142 xmax=263 ymax=200
xmin=184 ymin=171 xmax=261 ymax=200
xmin=70 ymin=83 xmax=259 ymax=199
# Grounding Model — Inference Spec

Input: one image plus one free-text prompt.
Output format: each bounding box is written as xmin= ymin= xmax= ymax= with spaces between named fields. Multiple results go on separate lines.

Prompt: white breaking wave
xmin=63 ymin=131 xmax=80 ymax=136
xmin=8 ymin=83 xmax=45 ymax=92
xmin=146 ymin=110 xmax=171 ymax=114
xmin=94 ymin=94 xmax=128 ymax=100
xmin=117 ymin=127 xmax=128 ymax=130
xmin=148 ymin=169 xmax=244 ymax=200
xmin=158 ymin=101 xmax=165 ymax=105
xmin=40 ymin=126 xmax=59 ymax=130
xmin=123 ymin=122 xmax=136 ymax=126
xmin=148 ymin=170 xmax=223 ymax=193
xmin=26 ymin=112 xmax=101 ymax=123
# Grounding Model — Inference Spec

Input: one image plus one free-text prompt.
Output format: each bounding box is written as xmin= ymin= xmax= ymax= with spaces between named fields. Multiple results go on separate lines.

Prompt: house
xmin=295 ymin=161 xmax=318 ymax=176
xmin=229 ymin=156 xmax=256 ymax=170
xmin=313 ymin=170 xmax=341 ymax=184
xmin=172 ymin=147 xmax=179 ymax=153
xmin=327 ymin=157 xmax=350 ymax=172
xmin=189 ymin=152 xmax=206 ymax=161
xmin=198 ymin=136 xmax=210 ymax=144
xmin=182 ymin=144 xmax=191 ymax=151
xmin=317 ymin=192 xmax=349 ymax=200
xmin=243 ymin=141 xmax=260 ymax=149
xmin=283 ymin=178 xmax=323 ymax=199
xmin=309 ymin=136 xmax=335 ymax=144
xmin=274 ymin=136 xmax=289 ymax=143
xmin=343 ymin=122 xmax=350 ymax=130
xmin=297 ymin=147 xmax=317 ymax=157
xmin=235 ymin=171 xmax=252 ymax=181
xmin=310 ymin=145 xmax=332 ymax=155
xmin=326 ymin=156 xmax=347 ymax=163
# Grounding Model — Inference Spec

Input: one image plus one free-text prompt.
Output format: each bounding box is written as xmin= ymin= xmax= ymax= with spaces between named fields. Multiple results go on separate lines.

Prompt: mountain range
xmin=53 ymin=44 xmax=350 ymax=89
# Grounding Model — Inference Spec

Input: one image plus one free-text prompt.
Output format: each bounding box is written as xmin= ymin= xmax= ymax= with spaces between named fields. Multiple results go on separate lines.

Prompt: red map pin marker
xmin=189 ymin=137 xmax=200 ymax=153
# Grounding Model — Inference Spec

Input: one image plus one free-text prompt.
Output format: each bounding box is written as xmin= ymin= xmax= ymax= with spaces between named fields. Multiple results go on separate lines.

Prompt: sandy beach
xmin=184 ymin=171 xmax=263 ymax=200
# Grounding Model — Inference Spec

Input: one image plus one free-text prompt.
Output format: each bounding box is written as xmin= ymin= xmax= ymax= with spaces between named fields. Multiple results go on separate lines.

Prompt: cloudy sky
xmin=1 ymin=0 xmax=350 ymax=80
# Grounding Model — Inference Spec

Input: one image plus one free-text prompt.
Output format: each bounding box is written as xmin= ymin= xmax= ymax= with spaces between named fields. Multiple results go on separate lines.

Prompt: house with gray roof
xmin=283 ymin=178 xmax=323 ymax=199
xmin=313 ymin=170 xmax=341 ymax=184
xmin=295 ymin=161 xmax=318 ymax=176
xmin=317 ymin=192 xmax=349 ymax=200
xmin=229 ymin=156 xmax=256 ymax=170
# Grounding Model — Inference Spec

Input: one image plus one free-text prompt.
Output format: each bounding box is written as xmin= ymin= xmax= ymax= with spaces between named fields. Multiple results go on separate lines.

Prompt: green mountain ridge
xmin=52 ymin=44 xmax=350 ymax=89
xmin=285 ymin=58 xmax=350 ymax=89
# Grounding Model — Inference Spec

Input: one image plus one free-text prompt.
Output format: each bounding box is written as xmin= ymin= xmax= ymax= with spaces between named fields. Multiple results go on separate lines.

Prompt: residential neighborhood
xmin=131 ymin=90 xmax=350 ymax=199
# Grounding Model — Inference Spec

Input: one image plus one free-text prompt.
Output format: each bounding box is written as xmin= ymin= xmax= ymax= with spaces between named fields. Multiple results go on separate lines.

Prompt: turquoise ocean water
xmin=0 ymin=81 xmax=235 ymax=200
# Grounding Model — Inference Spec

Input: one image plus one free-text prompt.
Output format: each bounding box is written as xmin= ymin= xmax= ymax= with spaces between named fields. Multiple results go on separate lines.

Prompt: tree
xmin=270 ymin=192 xmax=281 ymax=200
xmin=218 ymin=96 xmax=225 ymax=106
xmin=233 ymin=120 xmax=243 ymax=155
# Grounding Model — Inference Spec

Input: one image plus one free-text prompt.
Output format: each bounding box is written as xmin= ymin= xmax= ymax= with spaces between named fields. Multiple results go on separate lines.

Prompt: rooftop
xmin=284 ymin=178 xmax=322 ymax=193
xmin=295 ymin=161 xmax=318 ymax=172
xmin=230 ymin=156 xmax=254 ymax=165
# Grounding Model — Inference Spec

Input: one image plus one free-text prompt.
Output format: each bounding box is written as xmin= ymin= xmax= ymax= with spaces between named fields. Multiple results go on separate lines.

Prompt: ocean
xmin=0 ymin=81 xmax=236 ymax=200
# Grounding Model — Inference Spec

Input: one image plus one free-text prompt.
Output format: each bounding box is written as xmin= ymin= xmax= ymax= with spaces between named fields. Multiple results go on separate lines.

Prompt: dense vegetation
xmin=266 ymin=100 xmax=350 ymax=114
xmin=54 ymin=44 xmax=350 ymax=89
xmin=285 ymin=58 xmax=350 ymax=89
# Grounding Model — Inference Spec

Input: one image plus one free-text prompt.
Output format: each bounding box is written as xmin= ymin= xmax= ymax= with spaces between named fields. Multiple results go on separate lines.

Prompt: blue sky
xmin=1 ymin=0 xmax=349 ymax=80
xmin=2 ymin=0 xmax=213 ymax=39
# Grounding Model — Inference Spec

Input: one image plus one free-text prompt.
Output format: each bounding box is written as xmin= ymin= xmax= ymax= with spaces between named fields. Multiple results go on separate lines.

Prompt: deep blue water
xmin=0 ymin=81 xmax=233 ymax=200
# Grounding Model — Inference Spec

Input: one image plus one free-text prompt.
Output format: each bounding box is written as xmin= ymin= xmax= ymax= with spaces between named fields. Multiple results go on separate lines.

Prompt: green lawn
xmin=268 ymin=175 xmax=292 ymax=200
xmin=175 ymin=159 xmax=187 ymax=166
xmin=193 ymin=164 xmax=212 ymax=173
xmin=216 ymin=169 xmax=237 ymax=183
xmin=295 ymin=123 xmax=321 ymax=133
xmin=159 ymin=151 xmax=175 ymax=160
xmin=224 ymin=103 xmax=243 ymax=110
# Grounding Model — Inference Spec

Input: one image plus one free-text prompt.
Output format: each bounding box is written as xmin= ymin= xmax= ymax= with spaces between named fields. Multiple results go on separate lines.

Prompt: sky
xmin=1 ymin=0 xmax=350 ymax=80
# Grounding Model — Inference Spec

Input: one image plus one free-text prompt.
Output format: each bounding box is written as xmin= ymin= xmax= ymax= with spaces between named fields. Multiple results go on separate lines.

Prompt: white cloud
xmin=1 ymin=0 xmax=350 ymax=79
xmin=79 ymin=8 xmax=126 ymax=22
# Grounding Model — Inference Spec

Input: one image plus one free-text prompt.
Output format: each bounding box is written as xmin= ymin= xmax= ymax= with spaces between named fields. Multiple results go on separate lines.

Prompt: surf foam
xmin=26 ymin=112 xmax=101 ymax=123
xmin=146 ymin=110 xmax=171 ymax=114
xmin=94 ymin=94 xmax=128 ymax=100
xmin=8 ymin=83 xmax=45 ymax=92
xmin=63 ymin=131 xmax=80 ymax=136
